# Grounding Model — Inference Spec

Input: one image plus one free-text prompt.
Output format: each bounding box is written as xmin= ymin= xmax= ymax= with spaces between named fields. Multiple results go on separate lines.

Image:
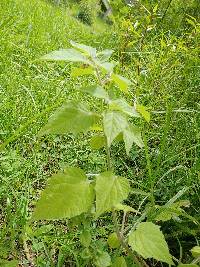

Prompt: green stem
xmin=112 ymin=209 xmax=148 ymax=267
xmin=105 ymin=140 xmax=112 ymax=171
xmin=93 ymin=63 xmax=147 ymax=266
xmin=143 ymin=133 xmax=155 ymax=206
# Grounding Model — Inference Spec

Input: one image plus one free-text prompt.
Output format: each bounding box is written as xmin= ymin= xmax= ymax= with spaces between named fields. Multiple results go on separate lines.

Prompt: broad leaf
xmin=97 ymin=49 xmax=114 ymax=62
xmin=33 ymin=168 xmax=94 ymax=220
xmin=41 ymin=48 xmax=90 ymax=64
xmin=71 ymin=67 xmax=94 ymax=77
xmin=111 ymin=257 xmax=127 ymax=267
xmin=108 ymin=233 xmax=120 ymax=248
xmin=70 ymin=40 xmax=96 ymax=58
xmin=39 ymin=101 xmax=99 ymax=136
xmin=114 ymin=203 xmax=138 ymax=213
xmin=80 ymin=230 xmax=92 ymax=247
xmin=109 ymin=99 xmax=140 ymax=117
xmin=90 ymin=135 xmax=105 ymax=150
xmin=136 ymin=104 xmax=150 ymax=122
xmin=95 ymin=172 xmax=130 ymax=217
xmin=49 ymin=167 xmax=87 ymax=185
xmin=103 ymin=111 xmax=128 ymax=147
xmin=154 ymin=200 xmax=190 ymax=222
xmin=123 ymin=124 xmax=144 ymax=154
xmin=80 ymin=85 xmax=109 ymax=101
xmin=95 ymin=252 xmax=111 ymax=267
xmin=111 ymin=74 xmax=131 ymax=94
xmin=191 ymin=246 xmax=200 ymax=258
xmin=128 ymin=222 xmax=173 ymax=265
xmin=95 ymin=60 xmax=116 ymax=73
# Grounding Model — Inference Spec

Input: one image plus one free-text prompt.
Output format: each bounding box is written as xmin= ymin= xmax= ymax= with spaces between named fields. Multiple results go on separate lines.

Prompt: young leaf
xmin=32 ymin=168 xmax=94 ymax=220
xmin=154 ymin=200 xmax=190 ymax=222
xmin=114 ymin=203 xmax=138 ymax=214
xmin=71 ymin=67 xmax=94 ymax=77
xmin=123 ymin=124 xmax=144 ymax=155
xmin=111 ymin=257 xmax=127 ymax=267
xmin=97 ymin=49 xmax=114 ymax=62
xmin=80 ymin=85 xmax=109 ymax=101
xmin=95 ymin=172 xmax=130 ymax=217
xmin=128 ymin=222 xmax=173 ymax=265
xmin=108 ymin=233 xmax=120 ymax=248
xmin=109 ymin=99 xmax=140 ymax=117
xmin=95 ymin=252 xmax=111 ymax=267
xmin=90 ymin=135 xmax=105 ymax=150
xmin=39 ymin=101 xmax=99 ymax=136
xmin=136 ymin=104 xmax=150 ymax=122
xmin=80 ymin=230 xmax=92 ymax=247
xmin=191 ymin=246 xmax=200 ymax=258
xmin=111 ymin=74 xmax=131 ymax=94
xmin=103 ymin=111 xmax=128 ymax=147
xmin=41 ymin=48 xmax=90 ymax=64
xmin=70 ymin=40 xmax=96 ymax=58
xmin=95 ymin=60 xmax=116 ymax=73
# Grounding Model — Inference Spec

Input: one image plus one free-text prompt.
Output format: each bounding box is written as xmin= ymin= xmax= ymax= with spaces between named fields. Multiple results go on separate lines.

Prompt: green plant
xmin=30 ymin=41 xmax=200 ymax=266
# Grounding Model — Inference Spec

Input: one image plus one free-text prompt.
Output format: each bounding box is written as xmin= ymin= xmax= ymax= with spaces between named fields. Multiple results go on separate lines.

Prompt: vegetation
xmin=0 ymin=0 xmax=200 ymax=266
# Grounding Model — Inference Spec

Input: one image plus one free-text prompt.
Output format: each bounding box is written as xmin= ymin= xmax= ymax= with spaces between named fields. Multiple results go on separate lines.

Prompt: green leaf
xmin=114 ymin=203 xmax=138 ymax=213
xmin=123 ymin=124 xmax=144 ymax=154
xmin=153 ymin=205 xmax=198 ymax=224
xmin=165 ymin=187 xmax=189 ymax=207
xmin=186 ymin=18 xmax=196 ymax=28
xmin=108 ymin=233 xmax=120 ymax=248
xmin=41 ymin=48 xmax=90 ymax=64
xmin=80 ymin=230 xmax=92 ymax=247
xmin=111 ymin=74 xmax=131 ymax=94
xmin=95 ymin=60 xmax=116 ymax=73
xmin=191 ymin=246 xmax=200 ymax=258
xmin=95 ymin=172 xmax=130 ymax=217
xmin=95 ymin=252 xmax=111 ymax=267
xmin=136 ymin=104 xmax=150 ymax=122
xmin=178 ymin=265 xmax=198 ymax=267
xmin=0 ymin=260 xmax=18 ymax=267
xmin=80 ymin=248 xmax=92 ymax=259
xmin=71 ymin=67 xmax=94 ymax=77
xmin=128 ymin=222 xmax=173 ymax=265
xmin=97 ymin=49 xmax=114 ymax=62
xmin=80 ymin=85 xmax=109 ymax=101
xmin=49 ymin=167 xmax=87 ymax=185
xmin=109 ymin=99 xmax=140 ymax=117
xmin=154 ymin=199 xmax=190 ymax=222
xmin=111 ymin=257 xmax=127 ymax=267
xmin=32 ymin=168 xmax=94 ymax=220
xmin=70 ymin=40 xmax=96 ymax=58
xmin=103 ymin=111 xmax=128 ymax=147
xmin=90 ymin=135 xmax=105 ymax=150
xmin=39 ymin=101 xmax=99 ymax=136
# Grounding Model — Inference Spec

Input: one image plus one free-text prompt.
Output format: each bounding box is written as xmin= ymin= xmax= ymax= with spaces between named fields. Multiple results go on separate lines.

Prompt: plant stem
xmin=105 ymin=141 xmax=112 ymax=171
xmin=112 ymin=209 xmax=148 ymax=267
xmin=94 ymin=62 xmax=147 ymax=266
xmin=143 ymin=133 xmax=155 ymax=206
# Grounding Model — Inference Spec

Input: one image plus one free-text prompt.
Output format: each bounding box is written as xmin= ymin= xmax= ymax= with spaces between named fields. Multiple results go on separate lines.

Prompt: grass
xmin=0 ymin=0 xmax=200 ymax=265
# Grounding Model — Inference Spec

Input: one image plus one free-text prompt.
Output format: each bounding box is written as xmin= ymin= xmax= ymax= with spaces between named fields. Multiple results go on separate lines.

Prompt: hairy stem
xmin=112 ymin=209 xmax=148 ymax=267
xmin=93 ymin=63 xmax=147 ymax=266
